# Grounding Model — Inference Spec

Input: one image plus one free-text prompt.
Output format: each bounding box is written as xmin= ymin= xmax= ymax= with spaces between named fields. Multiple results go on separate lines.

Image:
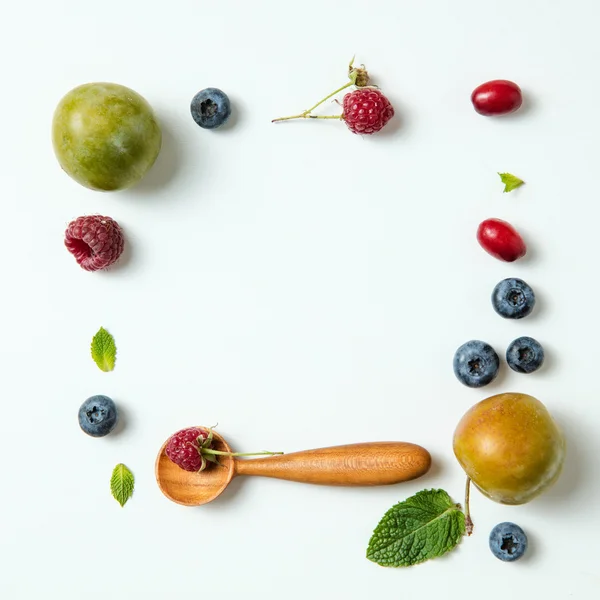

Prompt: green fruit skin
xmin=52 ymin=83 xmax=162 ymax=191
xmin=453 ymin=393 xmax=565 ymax=505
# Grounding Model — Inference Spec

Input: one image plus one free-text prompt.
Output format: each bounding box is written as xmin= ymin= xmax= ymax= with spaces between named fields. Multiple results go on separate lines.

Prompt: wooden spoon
xmin=155 ymin=428 xmax=432 ymax=506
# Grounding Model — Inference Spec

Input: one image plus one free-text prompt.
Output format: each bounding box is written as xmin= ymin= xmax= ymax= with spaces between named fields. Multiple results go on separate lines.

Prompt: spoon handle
xmin=234 ymin=442 xmax=431 ymax=486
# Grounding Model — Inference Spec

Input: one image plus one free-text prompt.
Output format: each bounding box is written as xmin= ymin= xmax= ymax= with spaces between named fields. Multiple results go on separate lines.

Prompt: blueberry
xmin=78 ymin=395 xmax=117 ymax=437
xmin=506 ymin=336 xmax=545 ymax=373
xmin=190 ymin=88 xmax=231 ymax=129
xmin=491 ymin=278 xmax=536 ymax=319
xmin=489 ymin=522 xmax=528 ymax=561
xmin=453 ymin=340 xmax=500 ymax=388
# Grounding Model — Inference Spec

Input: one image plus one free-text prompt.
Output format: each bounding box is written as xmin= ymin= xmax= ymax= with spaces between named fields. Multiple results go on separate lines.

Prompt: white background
xmin=1 ymin=0 xmax=597 ymax=598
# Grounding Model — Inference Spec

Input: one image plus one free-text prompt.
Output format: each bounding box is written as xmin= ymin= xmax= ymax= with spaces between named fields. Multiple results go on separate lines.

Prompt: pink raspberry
xmin=165 ymin=427 xmax=210 ymax=472
xmin=164 ymin=426 xmax=283 ymax=473
xmin=272 ymin=58 xmax=395 ymax=135
xmin=64 ymin=215 xmax=124 ymax=272
xmin=342 ymin=88 xmax=394 ymax=134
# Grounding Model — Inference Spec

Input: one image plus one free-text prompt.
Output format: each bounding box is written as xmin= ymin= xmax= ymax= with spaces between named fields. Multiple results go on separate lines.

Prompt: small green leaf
xmin=203 ymin=453 xmax=220 ymax=465
xmin=110 ymin=463 xmax=134 ymax=507
xmin=367 ymin=489 xmax=465 ymax=567
xmin=498 ymin=172 xmax=525 ymax=193
xmin=91 ymin=327 xmax=116 ymax=372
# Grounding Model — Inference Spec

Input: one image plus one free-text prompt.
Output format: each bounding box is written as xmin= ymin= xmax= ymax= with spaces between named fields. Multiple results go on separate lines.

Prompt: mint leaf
xmin=91 ymin=327 xmax=116 ymax=372
xmin=498 ymin=172 xmax=525 ymax=193
xmin=367 ymin=489 xmax=465 ymax=567
xmin=110 ymin=463 xmax=134 ymax=507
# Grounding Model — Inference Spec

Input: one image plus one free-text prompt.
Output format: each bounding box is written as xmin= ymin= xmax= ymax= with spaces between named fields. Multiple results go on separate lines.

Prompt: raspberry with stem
xmin=272 ymin=57 xmax=394 ymax=134
xmin=165 ymin=425 xmax=283 ymax=473
xmin=272 ymin=56 xmax=370 ymax=123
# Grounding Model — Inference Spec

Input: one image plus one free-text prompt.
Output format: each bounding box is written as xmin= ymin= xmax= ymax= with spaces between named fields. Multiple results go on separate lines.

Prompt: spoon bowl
xmin=156 ymin=430 xmax=235 ymax=506
xmin=156 ymin=426 xmax=432 ymax=507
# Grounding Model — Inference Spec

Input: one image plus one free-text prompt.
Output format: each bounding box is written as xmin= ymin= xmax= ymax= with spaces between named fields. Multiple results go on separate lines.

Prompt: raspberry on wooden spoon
xmin=165 ymin=426 xmax=283 ymax=473
xmin=272 ymin=57 xmax=395 ymax=134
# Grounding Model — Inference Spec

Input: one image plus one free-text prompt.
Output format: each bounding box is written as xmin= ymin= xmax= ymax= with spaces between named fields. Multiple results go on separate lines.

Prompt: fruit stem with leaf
xmin=272 ymin=57 xmax=369 ymax=123
xmin=464 ymin=476 xmax=474 ymax=536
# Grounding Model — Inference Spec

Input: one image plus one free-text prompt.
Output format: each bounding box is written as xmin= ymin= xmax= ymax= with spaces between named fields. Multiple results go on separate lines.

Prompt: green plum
xmin=52 ymin=83 xmax=162 ymax=191
xmin=453 ymin=393 xmax=565 ymax=505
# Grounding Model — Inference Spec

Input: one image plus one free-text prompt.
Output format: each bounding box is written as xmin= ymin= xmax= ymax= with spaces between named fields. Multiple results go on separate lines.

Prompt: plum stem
xmin=464 ymin=476 xmax=474 ymax=536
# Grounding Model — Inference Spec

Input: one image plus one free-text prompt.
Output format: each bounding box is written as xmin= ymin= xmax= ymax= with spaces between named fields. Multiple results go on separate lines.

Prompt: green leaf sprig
xmin=110 ymin=463 xmax=134 ymax=507
xmin=498 ymin=172 xmax=525 ymax=193
xmin=91 ymin=327 xmax=117 ymax=372
xmin=367 ymin=489 xmax=466 ymax=567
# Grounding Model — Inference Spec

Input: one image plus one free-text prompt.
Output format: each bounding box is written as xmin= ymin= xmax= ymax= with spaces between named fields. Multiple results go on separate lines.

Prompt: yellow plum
xmin=453 ymin=393 xmax=565 ymax=505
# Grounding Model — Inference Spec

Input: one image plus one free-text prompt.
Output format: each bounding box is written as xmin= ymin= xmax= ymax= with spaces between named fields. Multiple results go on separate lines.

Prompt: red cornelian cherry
xmin=471 ymin=80 xmax=523 ymax=116
xmin=477 ymin=218 xmax=527 ymax=262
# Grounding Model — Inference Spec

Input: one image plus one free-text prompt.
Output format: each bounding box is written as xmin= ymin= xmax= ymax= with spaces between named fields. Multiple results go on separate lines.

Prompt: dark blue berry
xmin=506 ymin=336 xmax=545 ymax=373
xmin=190 ymin=88 xmax=231 ymax=129
xmin=491 ymin=278 xmax=535 ymax=319
xmin=78 ymin=395 xmax=118 ymax=437
xmin=489 ymin=522 xmax=528 ymax=561
xmin=453 ymin=340 xmax=500 ymax=388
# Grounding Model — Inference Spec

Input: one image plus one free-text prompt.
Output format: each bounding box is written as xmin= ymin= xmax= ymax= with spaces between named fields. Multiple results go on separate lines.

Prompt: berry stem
xmin=272 ymin=81 xmax=353 ymax=122
xmin=202 ymin=448 xmax=284 ymax=458
xmin=464 ymin=476 xmax=474 ymax=536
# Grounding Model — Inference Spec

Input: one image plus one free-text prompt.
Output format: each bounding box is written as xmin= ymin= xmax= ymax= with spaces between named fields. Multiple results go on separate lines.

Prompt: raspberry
xmin=165 ymin=427 xmax=210 ymax=472
xmin=164 ymin=425 xmax=283 ymax=472
xmin=272 ymin=58 xmax=394 ymax=134
xmin=64 ymin=215 xmax=124 ymax=272
xmin=342 ymin=88 xmax=394 ymax=135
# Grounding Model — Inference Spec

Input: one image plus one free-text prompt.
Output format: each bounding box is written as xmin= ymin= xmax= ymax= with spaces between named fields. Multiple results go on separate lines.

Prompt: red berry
xmin=342 ymin=88 xmax=394 ymax=134
xmin=165 ymin=427 xmax=210 ymax=472
xmin=477 ymin=218 xmax=527 ymax=262
xmin=64 ymin=215 xmax=124 ymax=272
xmin=471 ymin=80 xmax=522 ymax=116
